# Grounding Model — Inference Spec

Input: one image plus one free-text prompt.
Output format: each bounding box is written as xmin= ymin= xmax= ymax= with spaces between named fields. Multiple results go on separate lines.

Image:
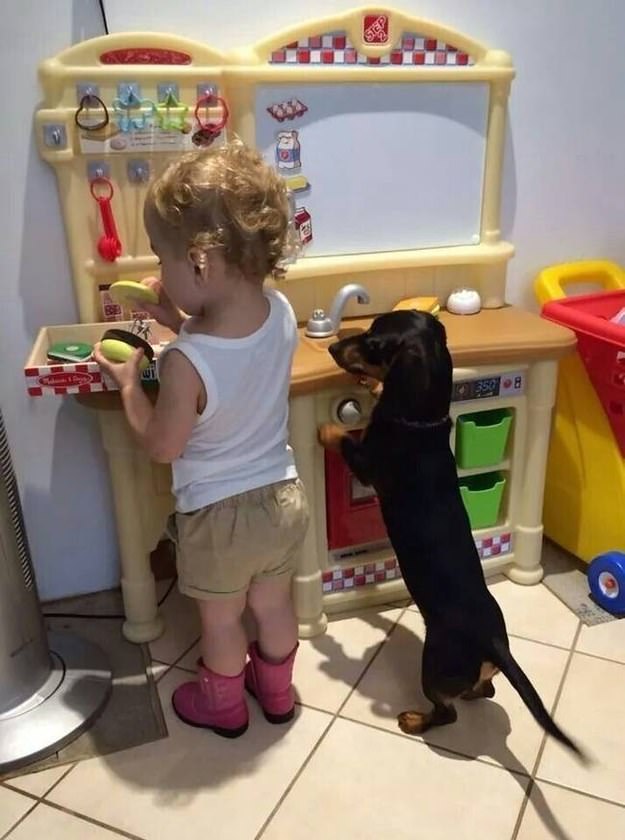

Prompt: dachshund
xmin=319 ymin=309 xmax=584 ymax=759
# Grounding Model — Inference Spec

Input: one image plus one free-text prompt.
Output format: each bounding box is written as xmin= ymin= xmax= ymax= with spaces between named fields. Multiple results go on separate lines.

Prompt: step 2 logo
xmin=363 ymin=14 xmax=389 ymax=44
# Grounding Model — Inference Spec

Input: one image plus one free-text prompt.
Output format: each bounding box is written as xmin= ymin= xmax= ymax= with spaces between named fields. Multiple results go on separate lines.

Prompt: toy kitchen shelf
xmin=30 ymin=7 xmax=575 ymax=642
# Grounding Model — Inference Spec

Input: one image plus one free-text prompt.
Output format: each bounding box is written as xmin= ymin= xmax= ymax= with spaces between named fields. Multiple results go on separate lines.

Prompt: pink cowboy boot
xmin=245 ymin=642 xmax=298 ymax=724
xmin=172 ymin=661 xmax=249 ymax=738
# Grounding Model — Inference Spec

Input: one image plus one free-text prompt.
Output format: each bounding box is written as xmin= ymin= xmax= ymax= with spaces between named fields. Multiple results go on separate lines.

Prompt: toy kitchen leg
xmin=506 ymin=359 xmax=558 ymax=585
xmin=97 ymin=408 xmax=164 ymax=643
xmin=289 ymin=394 xmax=328 ymax=638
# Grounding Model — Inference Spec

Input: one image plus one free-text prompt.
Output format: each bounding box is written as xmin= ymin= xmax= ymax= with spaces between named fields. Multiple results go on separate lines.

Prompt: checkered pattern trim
xmin=25 ymin=363 xmax=108 ymax=397
xmin=269 ymin=32 xmax=473 ymax=66
xmin=25 ymin=358 xmax=159 ymax=397
xmin=322 ymin=557 xmax=401 ymax=592
xmin=475 ymin=532 xmax=512 ymax=559
xmin=322 ymin=533 xmax=512 ymax=593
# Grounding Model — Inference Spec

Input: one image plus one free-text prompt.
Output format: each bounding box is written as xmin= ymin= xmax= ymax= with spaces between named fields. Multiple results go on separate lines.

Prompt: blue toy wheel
xmin=588 ymin=552 xmax=625 ymax=615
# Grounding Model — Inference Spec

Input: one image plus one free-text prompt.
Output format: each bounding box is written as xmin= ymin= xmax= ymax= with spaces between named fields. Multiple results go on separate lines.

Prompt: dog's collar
xmin=389 ymin=415 xmax=451 ymax=430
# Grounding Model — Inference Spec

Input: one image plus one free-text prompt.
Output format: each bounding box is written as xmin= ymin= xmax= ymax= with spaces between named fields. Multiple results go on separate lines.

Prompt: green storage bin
xmin=459 ymin=472 xmax=506 ymax=530
xmin=456 ymin=409 xmax=512 ymax=469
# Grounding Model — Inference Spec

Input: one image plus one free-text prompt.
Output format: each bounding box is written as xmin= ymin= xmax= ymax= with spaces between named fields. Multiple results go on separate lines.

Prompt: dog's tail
xmin=492 ymin=638 xmax=588 ymax=762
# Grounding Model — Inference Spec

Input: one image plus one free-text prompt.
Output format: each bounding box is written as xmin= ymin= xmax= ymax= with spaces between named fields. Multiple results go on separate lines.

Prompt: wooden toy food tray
xmin=24 ymin=321 xmax=172 ymax=396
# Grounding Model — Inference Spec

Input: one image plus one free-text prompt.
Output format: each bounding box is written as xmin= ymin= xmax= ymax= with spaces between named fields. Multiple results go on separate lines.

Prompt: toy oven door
xmin=324 ymin=432 xmax=387 ymax=551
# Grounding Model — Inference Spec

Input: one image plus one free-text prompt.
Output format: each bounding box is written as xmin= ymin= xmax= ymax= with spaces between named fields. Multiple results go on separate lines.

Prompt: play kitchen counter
xmin=30 ymin=8 xmax=575 ymax=641
xmin=291 ymin=306 xmax=575 ymax=394
xmin=25 ymin=305 xmax=574 ymax=641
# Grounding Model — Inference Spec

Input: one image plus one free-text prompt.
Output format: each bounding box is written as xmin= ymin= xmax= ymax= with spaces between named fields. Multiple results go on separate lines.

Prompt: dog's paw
xmin=356 ymin=375 xmax=383 ymax=400
xmin=397 ymin=710 xmax=429 ymax=736
xmin=318 ymin=423 xmax=347 ymax=452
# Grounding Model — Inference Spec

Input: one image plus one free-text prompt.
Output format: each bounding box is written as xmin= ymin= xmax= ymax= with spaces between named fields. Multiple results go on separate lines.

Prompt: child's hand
xmin=318 ymin=423 xmax=347 ymax=452
xmin=135 ymin=277 xmax=184 ymax=334
xmin=93 ymin=343 xmax=145 ymax=392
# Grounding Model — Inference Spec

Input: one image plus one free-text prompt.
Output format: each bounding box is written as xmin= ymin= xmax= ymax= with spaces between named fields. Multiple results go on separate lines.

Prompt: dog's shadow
xmin=310 ymin=608 xmax=572 ymax=840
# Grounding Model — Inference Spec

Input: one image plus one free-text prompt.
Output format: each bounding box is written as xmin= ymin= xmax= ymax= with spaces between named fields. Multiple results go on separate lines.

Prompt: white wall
xmin=0 ymin=1 xmax=119 ymax=600
xmin=2 ymin=0 xmax=624 ymax=599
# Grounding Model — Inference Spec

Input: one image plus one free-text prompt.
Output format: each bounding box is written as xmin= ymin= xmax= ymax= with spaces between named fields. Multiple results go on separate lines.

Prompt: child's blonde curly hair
xmin=148 ymin=140 xmax=291 ymax=279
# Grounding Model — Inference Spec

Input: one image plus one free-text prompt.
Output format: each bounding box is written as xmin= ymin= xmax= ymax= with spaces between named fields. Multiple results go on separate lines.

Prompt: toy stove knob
xmin=337 ymin=399 xmax=363 ymax=425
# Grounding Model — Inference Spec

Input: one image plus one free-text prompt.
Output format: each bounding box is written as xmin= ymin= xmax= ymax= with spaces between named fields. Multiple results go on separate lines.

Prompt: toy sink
xmin=301 ymin=320 xmax=368 ymax=352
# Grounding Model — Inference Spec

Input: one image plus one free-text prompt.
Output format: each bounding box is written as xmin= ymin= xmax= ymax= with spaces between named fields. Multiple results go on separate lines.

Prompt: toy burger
xmin=99 ymin=281 xmax=158 ymax=372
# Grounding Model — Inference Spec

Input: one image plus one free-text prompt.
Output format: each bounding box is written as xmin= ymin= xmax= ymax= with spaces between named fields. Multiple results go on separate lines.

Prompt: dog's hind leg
xmin=460 ymin=680 xmax=495 ymax=701
xmin=397 ymin=696 xmax=457 ymax=736
xmin=460 ymin=661 xmax=498 ymax=701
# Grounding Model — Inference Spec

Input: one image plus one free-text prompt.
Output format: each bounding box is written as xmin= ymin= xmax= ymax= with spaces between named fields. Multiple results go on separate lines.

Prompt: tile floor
xmin=3 ymin=575 xmax=625 ymax=839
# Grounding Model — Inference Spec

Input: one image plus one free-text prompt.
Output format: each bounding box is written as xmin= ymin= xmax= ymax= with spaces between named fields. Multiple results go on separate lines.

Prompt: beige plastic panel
xmin=33 ymin=7 xmax=522 ymax=642
xmin=36 ymin=5 xmax=515 ymax=327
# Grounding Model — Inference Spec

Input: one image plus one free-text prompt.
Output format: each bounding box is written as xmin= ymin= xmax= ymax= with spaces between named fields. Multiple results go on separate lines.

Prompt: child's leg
xmin=245 ymin=574 xmax=298 ymax=723
xmin=247 ymin=574 xmax=297 ymax=663
xmin=196 ymin=592 xmax=248 ymax=676
xmin=172 ymin=589 xmax=250 ymax=737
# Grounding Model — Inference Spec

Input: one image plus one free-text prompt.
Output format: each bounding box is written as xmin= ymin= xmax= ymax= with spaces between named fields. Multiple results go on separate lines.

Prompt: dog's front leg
xmin=318 ymin=424 xmax=373 ymax=486
xmin=318 ymin=423 xmax=348 ymax=453
xmin=357 ymin=375 xmax=383 ymax=401
xmin=340 ymin=434 xmax=373 ymax=486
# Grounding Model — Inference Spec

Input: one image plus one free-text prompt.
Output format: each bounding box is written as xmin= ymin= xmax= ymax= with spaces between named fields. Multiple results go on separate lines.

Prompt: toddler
xmin=95 ymin=141 xmax=309 ymax=738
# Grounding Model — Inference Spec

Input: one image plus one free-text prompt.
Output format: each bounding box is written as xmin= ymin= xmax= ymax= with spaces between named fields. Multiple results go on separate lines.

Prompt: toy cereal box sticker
xmin=363 ymin=13 xmax=390 ymax=44
xmin=275 ymin=130 xmax=301 ymax=170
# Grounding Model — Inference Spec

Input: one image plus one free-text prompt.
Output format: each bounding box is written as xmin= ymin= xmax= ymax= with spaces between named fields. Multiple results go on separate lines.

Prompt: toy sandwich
xmin=99 ymin=281 xmax=159 ymax=372
xmin=392 ymin=296 xmax=441 ymax=317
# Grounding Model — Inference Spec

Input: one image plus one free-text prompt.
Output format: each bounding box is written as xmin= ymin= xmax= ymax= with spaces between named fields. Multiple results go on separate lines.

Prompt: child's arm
xmin=93 ymin=345 xmax=202 ymax=463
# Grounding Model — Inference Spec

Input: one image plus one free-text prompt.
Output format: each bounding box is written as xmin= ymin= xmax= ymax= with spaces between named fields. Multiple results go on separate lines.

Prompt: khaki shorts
xmin=169 ymin=479 xmax=309 ymax=600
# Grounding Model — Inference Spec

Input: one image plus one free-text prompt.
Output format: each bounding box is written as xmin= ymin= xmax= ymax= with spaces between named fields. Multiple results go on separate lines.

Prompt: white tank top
xmin=159 ymin=289 xmax=298 ymax=512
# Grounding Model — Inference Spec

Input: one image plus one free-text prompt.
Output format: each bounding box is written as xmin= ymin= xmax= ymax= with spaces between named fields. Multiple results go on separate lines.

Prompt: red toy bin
xmin=542 ymin=290 xmax=625 ymax=456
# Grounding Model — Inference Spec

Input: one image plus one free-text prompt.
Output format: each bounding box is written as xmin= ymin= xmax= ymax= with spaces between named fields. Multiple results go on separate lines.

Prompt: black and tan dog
xmin=319 ymin=309 xmax=584 ymax=758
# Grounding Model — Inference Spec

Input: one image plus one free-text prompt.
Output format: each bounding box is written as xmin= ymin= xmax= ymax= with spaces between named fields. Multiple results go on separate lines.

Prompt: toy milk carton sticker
xmin=275 ymin=130 xmax=301 ymax=170
xmin=294 ymin=206 xmax=313 ymax=245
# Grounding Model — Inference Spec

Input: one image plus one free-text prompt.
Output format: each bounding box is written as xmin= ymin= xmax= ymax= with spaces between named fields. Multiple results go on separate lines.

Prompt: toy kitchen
xmin=28 ymin=6 xmax=575 ymax=642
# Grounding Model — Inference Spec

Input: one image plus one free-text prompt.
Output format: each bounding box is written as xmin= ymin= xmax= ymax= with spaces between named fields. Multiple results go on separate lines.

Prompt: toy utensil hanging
xmin=90 ymin=177 xmax=122 ymax=262
xmin=193 ymin=93 xmax=229 ymax=147
xmin=111 ymin=91 xmax=157 ymax=133
xmin=75 ymin=94 xmax=109 ymax=131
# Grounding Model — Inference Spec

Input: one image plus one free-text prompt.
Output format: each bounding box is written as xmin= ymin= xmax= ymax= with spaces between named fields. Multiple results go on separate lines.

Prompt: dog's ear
xmin=384 ymin=339 xmax=431 ymax=396
xmin=383 ymin=325 xmax=452 ymax=419
xmin=361 ymin=332 xmax=399 ymax=366
xmin=429 ymin=315 xmax=448 ymax=347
